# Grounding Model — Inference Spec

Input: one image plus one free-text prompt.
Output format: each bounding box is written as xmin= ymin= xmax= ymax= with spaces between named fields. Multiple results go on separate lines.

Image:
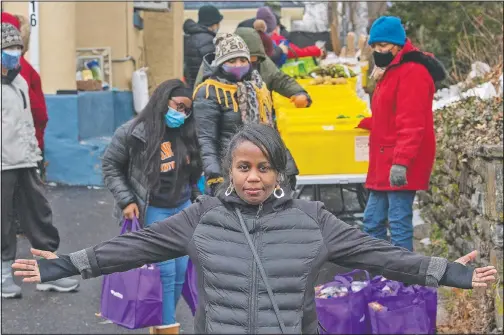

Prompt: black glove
xmin=439 ymin=262 xmax=474 ymax=289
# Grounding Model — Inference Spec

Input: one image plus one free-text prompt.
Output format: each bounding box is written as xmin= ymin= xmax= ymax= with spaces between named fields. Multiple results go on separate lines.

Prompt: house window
xmin=133 ymin=1 xmax=170 ymax=11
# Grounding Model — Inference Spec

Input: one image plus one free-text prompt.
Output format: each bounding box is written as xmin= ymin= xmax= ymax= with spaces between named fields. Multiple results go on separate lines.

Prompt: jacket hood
xmin=390 ymin=39 xmax=447 ymax=83
xmin=235 ymin=27 xmax=266 ymax=59
xmin=200 ymin=53 xmax=218 ymax=81
xmin=218 ymin=188 xmax=293 ymax=215
xmin=183 ymin=19 xmax=215 ymax=36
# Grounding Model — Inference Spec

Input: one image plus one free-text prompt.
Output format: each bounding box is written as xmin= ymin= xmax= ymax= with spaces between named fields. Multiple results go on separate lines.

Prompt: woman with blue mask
xmin=193 ymin=33 xmax=298 ymax=196
xmin=101 ymin=79 xmax=202 ymax=332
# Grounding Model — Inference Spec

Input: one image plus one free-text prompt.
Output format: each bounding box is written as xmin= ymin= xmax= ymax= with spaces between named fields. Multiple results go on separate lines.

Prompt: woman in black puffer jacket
xmin=15 ymin=124 xmax=497 ymax=335
xmin=193 ymin=32 xmax=299 ymax=195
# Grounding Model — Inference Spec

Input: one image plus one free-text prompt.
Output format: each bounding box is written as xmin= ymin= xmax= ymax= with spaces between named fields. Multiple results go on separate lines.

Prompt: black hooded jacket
xmin=183 ymin=19 xmax=216 ymax=90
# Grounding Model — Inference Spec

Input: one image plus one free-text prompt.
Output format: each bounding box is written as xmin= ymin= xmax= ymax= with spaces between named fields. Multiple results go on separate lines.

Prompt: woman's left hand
xmin=455 ymin=250 xmax=498 ymax=288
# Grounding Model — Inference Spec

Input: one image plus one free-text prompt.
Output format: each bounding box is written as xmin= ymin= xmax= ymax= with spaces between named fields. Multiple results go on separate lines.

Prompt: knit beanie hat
xmin=198 ymin=5 xmax=223 ymax=27
xmin=2 ymin=23 xmax=23 ymax=50
xmin=368 ymin=16 xmax=406 ymax=47
xmin=256 ymin=7 xmax=277 ymax=34
xmin=212 ymin=33 xmax=250 ymax=67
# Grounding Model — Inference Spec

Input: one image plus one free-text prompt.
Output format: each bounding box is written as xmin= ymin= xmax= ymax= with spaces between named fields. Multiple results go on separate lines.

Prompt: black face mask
xmin=373 ymin=51 xmax=395 ymax=68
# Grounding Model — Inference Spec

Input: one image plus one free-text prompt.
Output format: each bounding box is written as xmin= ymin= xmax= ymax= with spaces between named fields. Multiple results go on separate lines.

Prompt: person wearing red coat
xmin=357 ymin=16 xmax=446 ymax=251
xmin=1 ymin=13 xmax=48 ymax=169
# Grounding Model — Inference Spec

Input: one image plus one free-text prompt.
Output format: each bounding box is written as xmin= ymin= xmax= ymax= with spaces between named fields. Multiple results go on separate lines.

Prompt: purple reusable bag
xmin=368 ymin=294 xmax=430 ymax=334
xmin=316 ymin=270 xmax=372 ymax=334
xmin=100 ymin=217 xmax=163 ymax=329
xmin=181 ymin=259 xmax=198 ymax=316
xmin=414 ymin=285 xmax=437 ymax=334
xmin=368 ymin=277 xmax=435 ymax=334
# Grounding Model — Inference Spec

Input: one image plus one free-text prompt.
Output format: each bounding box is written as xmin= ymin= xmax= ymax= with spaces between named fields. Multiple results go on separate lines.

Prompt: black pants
xmin=1 ymin=168 xmax=60 ymax=261
xmin=13 ymin=150 xmax=45 ymax=235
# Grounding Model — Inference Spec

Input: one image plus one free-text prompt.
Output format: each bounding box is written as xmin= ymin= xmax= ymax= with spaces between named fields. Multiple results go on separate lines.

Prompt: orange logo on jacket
xmin=160 ymin=141 xmax=175 ymax=172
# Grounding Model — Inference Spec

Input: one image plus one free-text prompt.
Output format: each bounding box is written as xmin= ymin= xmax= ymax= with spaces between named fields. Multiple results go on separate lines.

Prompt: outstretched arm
xmin=13 ymin=200 xmax=205 ymax=283
xmin=318 ymin=203 xmax=496 ymax=288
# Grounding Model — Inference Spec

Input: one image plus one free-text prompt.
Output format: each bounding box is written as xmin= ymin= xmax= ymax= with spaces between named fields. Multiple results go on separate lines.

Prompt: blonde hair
xmin=15 ymin=15 xmax=31 ymax=54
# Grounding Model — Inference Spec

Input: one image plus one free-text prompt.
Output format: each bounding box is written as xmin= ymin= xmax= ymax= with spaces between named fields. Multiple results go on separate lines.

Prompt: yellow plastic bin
xmin=273 ymin=88 xmax=370 ymax=119
xmin=275 ymin=105 xmax=370 ymax=175
xmin=296 ymin=76 xmax=358 ymax=93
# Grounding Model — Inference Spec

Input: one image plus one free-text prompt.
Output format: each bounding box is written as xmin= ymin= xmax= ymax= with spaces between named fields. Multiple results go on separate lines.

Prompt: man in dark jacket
xmin=183 ymin=5 xmax=223 ymax=89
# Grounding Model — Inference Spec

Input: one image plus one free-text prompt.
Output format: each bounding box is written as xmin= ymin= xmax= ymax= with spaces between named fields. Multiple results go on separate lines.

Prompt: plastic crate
xmin=275 ymin=104 xmax=370 ymax=176
xmin=273 ymin=81 xmax=369 ymax=119
xmin=296 ymin=76 xmax=358 ymax=94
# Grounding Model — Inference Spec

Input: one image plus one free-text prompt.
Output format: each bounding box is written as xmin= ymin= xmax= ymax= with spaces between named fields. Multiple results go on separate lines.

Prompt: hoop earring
xmin=273 ymin=185 xmax=285 ymax=199
xmin=225 ymin=183 xmax=234 ymax=196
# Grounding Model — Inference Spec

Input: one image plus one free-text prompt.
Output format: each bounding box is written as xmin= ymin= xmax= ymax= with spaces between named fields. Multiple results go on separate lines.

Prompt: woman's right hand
xmin=123 ymin=203 xmax=139 ymax=219
xmin=12 ymin=248 xmax=58 ymax=283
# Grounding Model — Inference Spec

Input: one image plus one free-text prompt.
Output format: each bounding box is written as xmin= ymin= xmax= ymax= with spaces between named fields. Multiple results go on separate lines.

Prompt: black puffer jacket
xmin=183 ymin=19 xmax=216 ymax=89
xmin=193 ymin=63 xmax=299 ymax=183
xmin=43 ymin=192 xmax=473 ymax=334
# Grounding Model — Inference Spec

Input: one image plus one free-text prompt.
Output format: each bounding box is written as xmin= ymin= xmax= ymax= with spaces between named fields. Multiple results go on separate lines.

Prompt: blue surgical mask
xmin=1 ymin=50 xmax=22 ymax=70
xmin=165 ymin=107 xmax=186 ymax=128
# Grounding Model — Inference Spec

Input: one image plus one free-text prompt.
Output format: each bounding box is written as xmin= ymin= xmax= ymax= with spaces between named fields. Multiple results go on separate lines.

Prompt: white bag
xmin=132 ymin=67 xmax=149 ymax=114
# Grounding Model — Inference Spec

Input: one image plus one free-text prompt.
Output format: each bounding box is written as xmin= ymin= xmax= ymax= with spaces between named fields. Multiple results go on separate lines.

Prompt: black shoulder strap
xmin=234 ymin=208 xmax=287 ymax=334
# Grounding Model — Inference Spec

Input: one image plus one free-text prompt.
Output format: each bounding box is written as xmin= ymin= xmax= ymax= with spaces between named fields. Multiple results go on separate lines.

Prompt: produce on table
xmin=308 ymin=64 xmax=357 ymax=85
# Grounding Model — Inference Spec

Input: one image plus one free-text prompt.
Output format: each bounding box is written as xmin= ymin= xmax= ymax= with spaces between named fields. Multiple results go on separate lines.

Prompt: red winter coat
xmin=1 ymin=12 xmax=48 ymax=150
xmin=20 ymin=57 xmax=48 ymax=150
xmin=357 ymin=40 xmax=446 ymax=191
xmin=270 ymin=32 xmax=322 ymax=59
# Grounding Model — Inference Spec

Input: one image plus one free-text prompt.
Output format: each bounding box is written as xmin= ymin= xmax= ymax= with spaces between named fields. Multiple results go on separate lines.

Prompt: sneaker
xmin=36 ymin=277 xmax=80 ymax=292
xmin=2 ymin=261 xmax=22 ymax=299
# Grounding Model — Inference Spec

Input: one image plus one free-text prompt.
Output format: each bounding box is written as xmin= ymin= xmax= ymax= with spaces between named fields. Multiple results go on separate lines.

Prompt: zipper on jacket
xmin=256 ymin=203 xmax=263 ymax=219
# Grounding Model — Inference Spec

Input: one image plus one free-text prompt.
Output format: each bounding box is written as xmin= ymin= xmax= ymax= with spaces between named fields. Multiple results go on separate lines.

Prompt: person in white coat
xmin=1 ymin=23 xmax=79 ymax=299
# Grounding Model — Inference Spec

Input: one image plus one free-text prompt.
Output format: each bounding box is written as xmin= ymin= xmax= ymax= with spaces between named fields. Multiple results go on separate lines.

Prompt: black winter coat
xmin=183 ymin=19 xmax=216 ymax=90
xmin=40 ymin=192 xmax=473 ymax=334
xmin=193 ymin=65 xmax=299 ymax=183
